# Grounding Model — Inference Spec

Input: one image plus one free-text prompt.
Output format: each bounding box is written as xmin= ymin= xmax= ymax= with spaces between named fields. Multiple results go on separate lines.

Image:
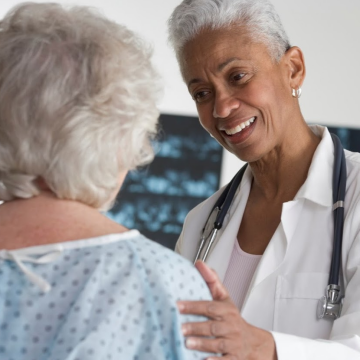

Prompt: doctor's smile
xmin=219 ymin=115 xmax=257 ymax=145
xmin=222 ymin=116 xmax=256 ymax=136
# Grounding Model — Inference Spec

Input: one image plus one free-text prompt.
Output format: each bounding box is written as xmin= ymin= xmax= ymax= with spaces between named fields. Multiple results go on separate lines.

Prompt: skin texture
xmin=178 ymin=26 xmax=322 ymax=359
xmin=0 ymin=171 xmax=128 ymax=250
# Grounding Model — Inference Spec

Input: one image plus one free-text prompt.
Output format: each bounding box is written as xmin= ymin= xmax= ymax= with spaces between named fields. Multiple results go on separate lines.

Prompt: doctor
xmin=168 ymin=0 xmax=360 ymax=359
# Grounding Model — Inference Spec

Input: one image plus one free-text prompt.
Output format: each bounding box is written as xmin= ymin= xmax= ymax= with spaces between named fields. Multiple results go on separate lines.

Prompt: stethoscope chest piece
xmin=317 ymin=284 xmax=343 ymax=320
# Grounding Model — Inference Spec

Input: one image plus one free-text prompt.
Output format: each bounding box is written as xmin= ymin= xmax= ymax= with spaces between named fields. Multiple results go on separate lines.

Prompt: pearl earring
xmin=292 ymin=87 xmax=302 ymax=98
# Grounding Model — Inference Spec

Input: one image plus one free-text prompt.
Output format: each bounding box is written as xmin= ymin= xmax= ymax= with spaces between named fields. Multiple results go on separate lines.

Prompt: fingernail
xmin=181 ymin=324 xmax=189 ymax=335
xmin=185 ymin=338 xmax=197 ymax=349
xmin=177 ymin=302 xmax=185 ymax=311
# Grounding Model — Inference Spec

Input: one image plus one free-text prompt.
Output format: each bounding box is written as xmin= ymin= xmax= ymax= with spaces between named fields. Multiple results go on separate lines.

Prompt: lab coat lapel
xmin=205 ymin=170 xmax=305 ymax=285
xmin=280 ymin=199 xmax=306 ymax=249
xmin=206 ymin=167 xmax=252 ymax=282
xmin=242 ymin=126 xmax=334 ymax=313
xmin=241 ymin=198 xmax=304 ymax=313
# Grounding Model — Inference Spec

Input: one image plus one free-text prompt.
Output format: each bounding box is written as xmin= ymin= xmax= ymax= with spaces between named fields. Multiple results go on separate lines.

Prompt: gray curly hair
xmin=168 ymin=0 xmax=291 ymax=62
xmin=0 ymin=2 xmax=161 ymax=209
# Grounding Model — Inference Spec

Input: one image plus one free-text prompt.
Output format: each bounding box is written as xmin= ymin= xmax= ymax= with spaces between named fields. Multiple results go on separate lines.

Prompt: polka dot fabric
xmin=0 ymin=230 xmax=214 ymax=359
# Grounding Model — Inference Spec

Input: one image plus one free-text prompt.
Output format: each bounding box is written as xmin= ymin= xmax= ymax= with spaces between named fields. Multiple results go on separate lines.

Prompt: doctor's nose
xmin=212 ymin=89 xmax=241 ymax=119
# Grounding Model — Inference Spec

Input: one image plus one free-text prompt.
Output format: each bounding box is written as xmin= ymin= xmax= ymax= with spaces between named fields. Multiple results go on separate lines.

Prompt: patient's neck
xmin=0 ymin=192 xmax=127 ymax=250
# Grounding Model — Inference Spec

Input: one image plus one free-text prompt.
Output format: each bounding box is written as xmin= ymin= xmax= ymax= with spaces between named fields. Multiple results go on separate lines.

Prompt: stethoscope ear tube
xmin=202 ymin=228 xmax=218 ymax=262
xmin=214 ymin=164 xmax=248 ymax=229
xmin=194 ymin=236 xmax=207 ymax=263
xmin=195 ymin=164 xmax=248 ymax=263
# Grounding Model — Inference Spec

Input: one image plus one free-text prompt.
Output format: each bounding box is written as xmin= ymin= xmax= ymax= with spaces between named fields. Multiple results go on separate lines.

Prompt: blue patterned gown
xmin=0 ymin=230 xmax=213 ymax=360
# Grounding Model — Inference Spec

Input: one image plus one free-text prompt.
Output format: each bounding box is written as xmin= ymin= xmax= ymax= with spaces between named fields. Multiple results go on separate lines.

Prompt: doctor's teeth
xmin=224 ymin=117 xmax=255 ymax=135
xmin=225 ymin=125 xmax=241 ymax=135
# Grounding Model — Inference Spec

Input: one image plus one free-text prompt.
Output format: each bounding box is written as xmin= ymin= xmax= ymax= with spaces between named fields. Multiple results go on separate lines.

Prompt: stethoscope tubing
xmin=197 ymin=134 xmax=346 ymax=292
xmin=213 ymin=164 xmax=248 ymax=229
xmin=329 ymin=134 xmax=346 ymax=286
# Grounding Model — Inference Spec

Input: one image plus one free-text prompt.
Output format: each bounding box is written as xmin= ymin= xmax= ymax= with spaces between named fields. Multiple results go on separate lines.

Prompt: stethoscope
xmin=194 ymin=134 xmax=346 ymax=320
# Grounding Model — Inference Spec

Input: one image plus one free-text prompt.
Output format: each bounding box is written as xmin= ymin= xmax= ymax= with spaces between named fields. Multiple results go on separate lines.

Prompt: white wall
xmin=1 ymin=0 xmax=359 ymax=187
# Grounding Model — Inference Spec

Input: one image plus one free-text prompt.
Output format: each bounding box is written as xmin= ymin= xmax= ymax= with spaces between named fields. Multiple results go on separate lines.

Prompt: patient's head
xmin=0 ymin=2 xmax=161 ymax=209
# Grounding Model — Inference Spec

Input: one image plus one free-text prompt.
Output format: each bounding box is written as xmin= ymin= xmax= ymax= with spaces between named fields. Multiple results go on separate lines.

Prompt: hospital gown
xmin=0 ymin=230 xmax=213 ymax=360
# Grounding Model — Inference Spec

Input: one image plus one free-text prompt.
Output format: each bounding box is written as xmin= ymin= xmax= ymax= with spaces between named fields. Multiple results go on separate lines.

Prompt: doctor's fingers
xmin=177 ymin=300 xmax=237 ymax=320
xmin=195 ymin=261 xmax=230 ymax=301
xmin=185 ymin=336 xmax=242 ymax=359
xmin=182 ymin=319 xmax=239 ymax=338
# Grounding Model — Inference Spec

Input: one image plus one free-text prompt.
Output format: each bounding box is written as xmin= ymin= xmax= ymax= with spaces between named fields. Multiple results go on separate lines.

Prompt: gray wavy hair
xmin=0 ymin=2 xmax=161 ymax=209
xmin=168 ymin=0 xmax=291 ymax=61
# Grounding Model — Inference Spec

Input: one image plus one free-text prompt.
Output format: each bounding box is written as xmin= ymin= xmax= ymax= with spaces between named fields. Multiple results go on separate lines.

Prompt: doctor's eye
xmin=193 ymin=90 xmax=211 ymax=103
xmin=230 ymin=72 xmax=246 ymax=83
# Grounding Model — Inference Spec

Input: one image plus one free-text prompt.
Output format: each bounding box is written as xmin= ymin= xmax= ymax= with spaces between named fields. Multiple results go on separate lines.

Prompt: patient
xmin=0 ymin=3 xmax=213 ymax=359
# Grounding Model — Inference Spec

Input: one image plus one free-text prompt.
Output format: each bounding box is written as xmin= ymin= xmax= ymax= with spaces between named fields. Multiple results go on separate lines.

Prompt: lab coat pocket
xmin=274 ymin=273 xmax=333 ymax=339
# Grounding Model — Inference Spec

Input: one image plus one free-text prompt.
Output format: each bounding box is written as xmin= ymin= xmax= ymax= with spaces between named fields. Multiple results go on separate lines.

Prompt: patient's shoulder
xmin=126 ymin=234 xmax=212 ymax=301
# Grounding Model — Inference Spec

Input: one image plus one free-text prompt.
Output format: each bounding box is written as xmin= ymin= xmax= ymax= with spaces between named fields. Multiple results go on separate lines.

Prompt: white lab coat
xmin=176 ymin=126 xmax=360 ymax=359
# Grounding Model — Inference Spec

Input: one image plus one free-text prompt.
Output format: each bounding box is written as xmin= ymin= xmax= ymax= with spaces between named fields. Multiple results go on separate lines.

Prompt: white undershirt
xmin=223 ymin=239 xmax=262 ymax=310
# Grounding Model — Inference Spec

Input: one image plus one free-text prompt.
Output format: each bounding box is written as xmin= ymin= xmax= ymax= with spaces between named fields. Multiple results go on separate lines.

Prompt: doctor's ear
xmin=283 ymin=46 xmax=306 ymax=90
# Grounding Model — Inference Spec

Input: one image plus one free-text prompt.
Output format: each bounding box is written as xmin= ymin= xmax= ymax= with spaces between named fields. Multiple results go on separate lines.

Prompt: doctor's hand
xmin=177 ymin=261 xmax=277 ymax=360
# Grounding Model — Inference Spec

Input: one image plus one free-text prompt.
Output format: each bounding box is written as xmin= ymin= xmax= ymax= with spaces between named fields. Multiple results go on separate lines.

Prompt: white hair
xmin=0 ymin=2 xmax=161 ymax=209
xmin=168 ymin=0 xmax=291 ymax=61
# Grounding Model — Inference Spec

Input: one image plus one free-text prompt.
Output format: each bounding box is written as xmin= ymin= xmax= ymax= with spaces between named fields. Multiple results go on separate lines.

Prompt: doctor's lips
xmin=221 ymin=116 xmax=256 ymax=136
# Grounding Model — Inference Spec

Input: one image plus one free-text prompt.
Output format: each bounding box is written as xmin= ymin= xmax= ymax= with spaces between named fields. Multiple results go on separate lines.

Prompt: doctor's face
xmin=180 ymin=27 xmax=296 ymax=163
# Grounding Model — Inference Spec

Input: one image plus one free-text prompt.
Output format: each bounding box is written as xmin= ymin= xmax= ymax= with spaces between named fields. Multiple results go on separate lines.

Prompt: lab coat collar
xmin=294 ymin=125 xmax=334 ymax=207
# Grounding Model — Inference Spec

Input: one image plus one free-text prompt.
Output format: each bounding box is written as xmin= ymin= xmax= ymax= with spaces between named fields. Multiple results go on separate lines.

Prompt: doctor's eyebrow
xmin=187 ymin=57 xmax=244 ymax=88
xmin=217 ymin=57 xmax=241 ymax=71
